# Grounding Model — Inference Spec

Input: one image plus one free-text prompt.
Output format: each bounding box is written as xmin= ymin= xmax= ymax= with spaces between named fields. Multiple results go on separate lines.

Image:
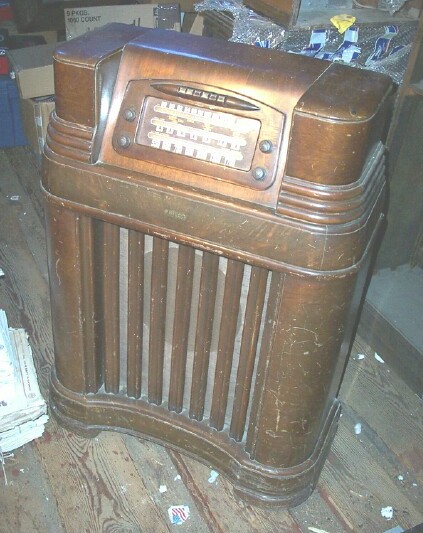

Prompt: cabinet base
xmin=50 ymin=371 xmax=340 ymax=508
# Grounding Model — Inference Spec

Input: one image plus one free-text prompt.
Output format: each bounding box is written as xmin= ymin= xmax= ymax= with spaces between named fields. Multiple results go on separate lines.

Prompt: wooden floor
xmin=0 ymin=146 xmax=422 ymax=533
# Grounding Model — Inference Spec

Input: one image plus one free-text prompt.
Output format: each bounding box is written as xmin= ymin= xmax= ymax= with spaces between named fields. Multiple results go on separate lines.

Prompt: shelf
xmin=296 ymin=7 xmax=417 ymax=28
xmin=359 ymin=265 xmax=423 ymax=397
xmin=410 ymin=78 xmax=423 ymax=96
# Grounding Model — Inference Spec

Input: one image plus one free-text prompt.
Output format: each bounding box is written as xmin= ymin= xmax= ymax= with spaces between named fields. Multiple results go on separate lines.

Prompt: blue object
xmin=0 ymin=75 xmax=27 ymax=148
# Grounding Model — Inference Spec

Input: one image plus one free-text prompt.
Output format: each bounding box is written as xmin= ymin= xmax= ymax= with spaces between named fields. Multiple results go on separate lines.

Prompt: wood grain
xmin=166 ymin=450 xmax=304 ymax=533
xmin=0 ymin=443 xmax=65 ymax=533
xmin=342 ymin=337 xmax=423 ymax=462
xmin=124 ymin=437 xmax=214 ymax=533
xmin=320 ymin=409 xmax=423 ymax=532
xmin=1 ymin=147 xmax=422 ymax=532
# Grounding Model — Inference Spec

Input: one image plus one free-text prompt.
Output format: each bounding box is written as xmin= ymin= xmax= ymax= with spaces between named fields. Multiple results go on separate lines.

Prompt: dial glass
xmin=135 ymin=97 xmax=261 ymax=171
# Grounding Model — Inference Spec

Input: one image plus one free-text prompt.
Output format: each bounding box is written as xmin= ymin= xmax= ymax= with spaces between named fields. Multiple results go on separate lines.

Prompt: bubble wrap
xmin=277 ymin=22 xmax=417 ymax=84
xmin=378 ymin=0 xmax=408 ymax=15
xmin=197 ymin=0 xmax=417 ymax=84
xmin=195 ymin=0 xmax=286 ymax=48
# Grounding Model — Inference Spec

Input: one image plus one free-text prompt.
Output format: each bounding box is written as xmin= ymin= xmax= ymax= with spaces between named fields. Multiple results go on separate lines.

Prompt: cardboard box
xmin=0 ymin=30 xmax=48 ymax=49
xmin=20 ymin=96 xmax=55 ymax=157
xmin=9 ymin=30 xmax=58 ymax=44
xmin=64 ymin=4 xmax=181 ymax=40
xmin=0 ymin=18 xmax=57 ymax=42
xmin=182 ymin=13 xmax=203 ymax=35
xmin=7 ymin=43 xmax=55 ymax=99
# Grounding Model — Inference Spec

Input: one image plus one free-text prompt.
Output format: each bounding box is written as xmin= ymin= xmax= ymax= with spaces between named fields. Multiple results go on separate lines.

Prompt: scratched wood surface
xmin=0 ymin=146 xmax=422 ymax=533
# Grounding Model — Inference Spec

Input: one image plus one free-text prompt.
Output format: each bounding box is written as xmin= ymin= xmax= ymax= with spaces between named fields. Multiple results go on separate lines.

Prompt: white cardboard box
xmin=64 ymin=4 xmax=181 ymax=40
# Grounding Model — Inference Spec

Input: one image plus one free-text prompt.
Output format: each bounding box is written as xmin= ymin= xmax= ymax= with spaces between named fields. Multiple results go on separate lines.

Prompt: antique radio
xmin=42 ymin=24 xmax=393 ymax=507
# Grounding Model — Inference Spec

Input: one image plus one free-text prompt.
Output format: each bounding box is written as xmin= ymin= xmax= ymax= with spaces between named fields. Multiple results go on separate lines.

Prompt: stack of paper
xmin=0 ymin=310 xmax=48 ymax=453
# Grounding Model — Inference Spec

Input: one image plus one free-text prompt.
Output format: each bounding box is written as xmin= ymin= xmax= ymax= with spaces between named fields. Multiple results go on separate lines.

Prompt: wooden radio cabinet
xmin=42 ymin=24 xmax=393 ymax=507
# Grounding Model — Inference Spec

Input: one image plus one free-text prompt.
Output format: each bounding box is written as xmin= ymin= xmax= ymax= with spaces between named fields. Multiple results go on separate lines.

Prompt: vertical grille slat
xmin=189 ymin=251 xmax=219 ymax=421
xmin=148 ymin=237 xmax=169 ymax=405
xmin=79 ymin=216 xmax=101 ymax=393
xmin=126 ymin=230 xmax=145 ymax=398
xmin=102 ymin=222 xmax=120 ymax=394
xmin=210 ymin=259 xmax=245 ymax=431
xmin=168 ymin=245 xmax=195 ymax=413
xmin=230 ymin=266 xmax=268 ymax=441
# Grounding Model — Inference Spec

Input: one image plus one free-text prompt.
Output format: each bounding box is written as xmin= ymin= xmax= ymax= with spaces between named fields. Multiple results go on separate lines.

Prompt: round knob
xmin=117 ymin=135 xmax=131 ymax=148
xmin=259 ymin=140 xmax=273 ymax=153
xmin=252 ymin=167 xmax=266 ymax=181
xmin=123 ymin=108 xmax=136 ymax=122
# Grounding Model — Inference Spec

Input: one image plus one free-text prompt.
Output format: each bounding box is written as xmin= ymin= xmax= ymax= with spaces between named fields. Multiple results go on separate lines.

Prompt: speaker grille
xmin=84 ymin=226 xmax=272 ymax=442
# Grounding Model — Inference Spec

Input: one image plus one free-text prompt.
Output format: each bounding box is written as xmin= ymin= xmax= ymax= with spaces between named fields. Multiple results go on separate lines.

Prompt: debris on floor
xmin=354 ymin=423 xmax=362 ymax=435
xmin=381 ymin=506 xmax=394 ymax=520
xmin=208 ymin=470 xmax=219 ymax=484
xmin=0 ymin=309 xmax=48 ymax=455
xmin=168 ymin=505 xmax=190 ymax=525
xmin=375 ymin=352 xmax=385 ymax=363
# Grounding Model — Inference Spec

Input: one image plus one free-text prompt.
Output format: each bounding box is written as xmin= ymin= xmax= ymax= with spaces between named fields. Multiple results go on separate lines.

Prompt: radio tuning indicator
xmin=136 ymin=97 xmax=261 ymax=172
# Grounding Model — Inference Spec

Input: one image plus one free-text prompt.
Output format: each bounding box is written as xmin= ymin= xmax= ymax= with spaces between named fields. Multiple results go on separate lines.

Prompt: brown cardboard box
xmin=7 ymin=43 xmax=55 ymax=99
xmin=0 ymin=20 xmax=58 ymax=43
xmin=182 ymin=13 xmax=203 ymax=35
xmin=20 ymin=96 xmax=55 ymax=157
xmin=9 ymin=26 xmax=57 ymax=44
xmin=64 ymin=4 xmax=181 ymax=40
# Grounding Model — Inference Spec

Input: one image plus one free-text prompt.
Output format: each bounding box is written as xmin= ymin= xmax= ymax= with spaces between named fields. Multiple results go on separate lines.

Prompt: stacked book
xmin=0 ymin=310 xmax=48 ymax=453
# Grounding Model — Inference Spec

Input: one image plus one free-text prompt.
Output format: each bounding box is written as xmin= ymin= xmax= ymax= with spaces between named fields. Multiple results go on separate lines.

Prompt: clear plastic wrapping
xmin=197 ymin=0 xmax=417 ymax=84
xmin=378 ymin=0 xmax=408 ymax=15
xmin=196 ymin=0 xmax=286 ymax=48
xmin=277 ymin=22 xmax=417 ymax=84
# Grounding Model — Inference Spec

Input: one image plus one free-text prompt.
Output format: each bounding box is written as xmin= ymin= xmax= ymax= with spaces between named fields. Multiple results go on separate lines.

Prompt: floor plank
xmin=292 ymin=489 xmax=350 ymax=533
xmin=342 ymin=338 xmax=423 ymax=475
xmin=167 ymin=450 xmax=303 ymax=533
xmin=320 ymin=413 xmax=423 ymax=532
xmin=0 ymin=443 xmax=66 ymax=533
xmin=37 ymin=429 xmax=172 ymax=533
xmin=124 ymin=438 xmax=214 ymax=533
xmin=0 ymin=150 xmax=48 ymax=282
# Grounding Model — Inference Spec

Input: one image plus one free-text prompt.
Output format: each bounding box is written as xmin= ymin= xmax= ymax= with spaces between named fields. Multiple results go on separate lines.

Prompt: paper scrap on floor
xmin=0 ymin=309 xmax=48 ymax=453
